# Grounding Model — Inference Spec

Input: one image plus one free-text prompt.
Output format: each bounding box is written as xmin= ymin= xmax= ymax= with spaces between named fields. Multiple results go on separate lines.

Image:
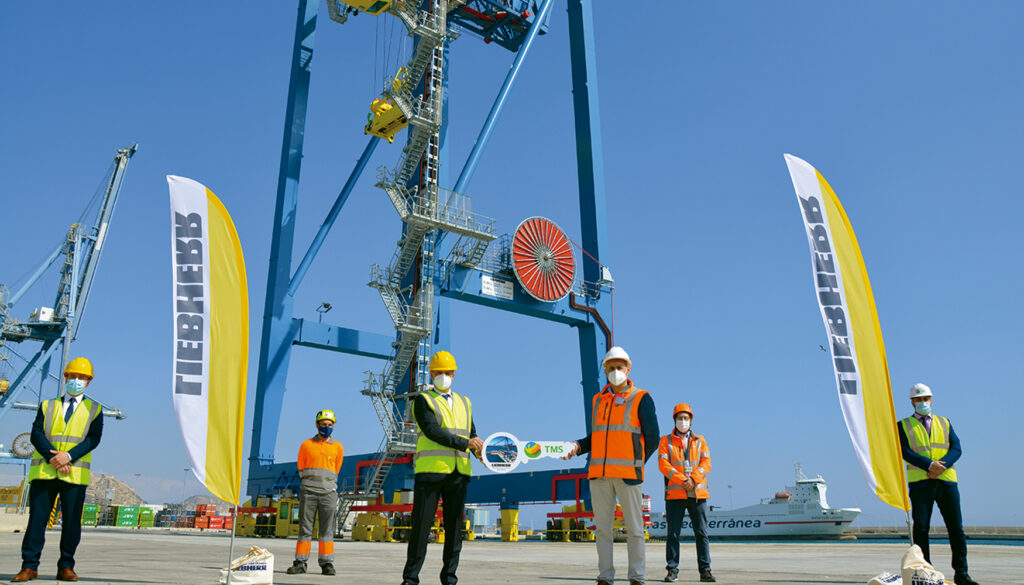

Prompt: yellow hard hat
xmin=64 ymin=357 xmax=94 ymax=379
xmin=429 ymin=350 xmax=457 ymax=372
xmin=316 ymin=409 xmax=336 ymax=424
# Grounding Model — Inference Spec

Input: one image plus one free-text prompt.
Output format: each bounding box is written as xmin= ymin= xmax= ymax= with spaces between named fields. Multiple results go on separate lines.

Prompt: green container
xmin=119 ymin=506 xmax=140 ymax=513
xmin=84 ymin=504 xmax=99 ymax=513
xmin=116 ymin=519 xmax=137 ymax=527
xmin=139 ymin=519 xmax=154 ymax=527
xmin=140 ymin=510 xmax=155 ymax=518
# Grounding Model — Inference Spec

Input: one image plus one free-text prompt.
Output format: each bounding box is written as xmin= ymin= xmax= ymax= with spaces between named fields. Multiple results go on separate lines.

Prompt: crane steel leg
xmin=250 ymin=0 xmax=318 ymax=474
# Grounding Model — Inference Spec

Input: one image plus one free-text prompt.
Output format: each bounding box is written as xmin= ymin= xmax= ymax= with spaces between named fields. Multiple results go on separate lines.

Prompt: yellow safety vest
xmin=901 ymin=415 xmax=958 ymax=483
xmin=413 ymin=389 xmax=472 ymax=475
xmin=29 ymin=398 xmax=101 ymax=485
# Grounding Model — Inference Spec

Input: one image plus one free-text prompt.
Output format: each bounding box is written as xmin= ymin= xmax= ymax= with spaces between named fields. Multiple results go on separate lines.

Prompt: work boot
xmin=321 ymin=563 xmax=336 ymax=576
xmin=10 ymin=569 xmax=37 ymax=582
xmin=664 ymin=569 xmax=678 ymax=582
xmin=699 ymin=569 xmax=716 ymax=582
xmin=954 ymin=574 xmax=980 ymax=585
xmin=286 ymin=561 xmax=307 ymax=574
xmin=55 ymin=567 xmax=78 ymax=582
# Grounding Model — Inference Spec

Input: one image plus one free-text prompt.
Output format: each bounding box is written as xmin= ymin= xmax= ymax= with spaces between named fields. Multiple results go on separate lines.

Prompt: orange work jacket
xmin=589 ymin=381 xmax=650 ymax=481
xmin=297 ymin=437 xmax=344 ymax=493
xmin=658 ymin=431 xmax=711 ymax=500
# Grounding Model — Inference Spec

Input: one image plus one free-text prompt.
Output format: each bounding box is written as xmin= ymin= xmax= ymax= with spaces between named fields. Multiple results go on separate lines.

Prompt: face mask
xmin=914 ymin=401 xmax=931 ymax=416
xmin=317 ymin=425 xmax=333 ymax=438
xmin=607 ymin=369 xmax=627 ymax=387
xmin=433 ymin=374 xmax=452 ymax=392
xmin=675 ymin=419 xmax=690 ymax=433
xmin=65 ymin=378 xmax=86 ymax=396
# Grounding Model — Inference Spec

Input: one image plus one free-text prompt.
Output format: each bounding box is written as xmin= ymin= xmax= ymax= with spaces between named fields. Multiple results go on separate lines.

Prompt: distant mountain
xmin=86 ymin=474 xmax=144 ymax=506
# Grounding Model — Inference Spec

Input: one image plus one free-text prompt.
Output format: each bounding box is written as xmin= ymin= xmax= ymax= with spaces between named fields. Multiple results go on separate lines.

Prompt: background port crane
xmin=0 ymin=144 xmax=136 ymax=462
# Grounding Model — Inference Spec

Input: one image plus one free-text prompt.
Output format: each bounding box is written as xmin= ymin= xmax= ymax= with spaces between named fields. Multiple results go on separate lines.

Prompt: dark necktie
xmin=64 ymin=398 xmax=76 ymax=423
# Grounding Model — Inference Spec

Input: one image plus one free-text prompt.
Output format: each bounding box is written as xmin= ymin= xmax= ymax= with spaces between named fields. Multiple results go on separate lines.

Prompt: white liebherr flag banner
xmin=168 ymin=175 xmax=248 ymax=505
xmin=784 ymin=155 xmax=908 ymax=511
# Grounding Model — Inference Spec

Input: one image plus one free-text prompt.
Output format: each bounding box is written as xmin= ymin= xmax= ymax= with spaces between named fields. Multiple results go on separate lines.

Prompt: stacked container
xmin=139 ymin=507 xmax=155 ymax=527
xmin=81 ymin=504 xmax=99 ymax=527
xmin=115 ymin=505 xmax=140 ymax=527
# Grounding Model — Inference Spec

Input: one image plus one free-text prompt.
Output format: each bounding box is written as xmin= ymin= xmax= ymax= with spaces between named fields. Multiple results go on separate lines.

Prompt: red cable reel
xmin=511 ymin=217 xmax=576 ymax=302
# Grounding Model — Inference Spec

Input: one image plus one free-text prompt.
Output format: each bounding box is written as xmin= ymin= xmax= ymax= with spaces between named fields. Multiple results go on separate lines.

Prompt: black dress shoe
xmin=954 ymin=573 xmax=980 ymax=585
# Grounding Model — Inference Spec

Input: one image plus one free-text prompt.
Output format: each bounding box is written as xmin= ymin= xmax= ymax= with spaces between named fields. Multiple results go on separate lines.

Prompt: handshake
xmin=468 ymin=437 xmax=484 ymax=459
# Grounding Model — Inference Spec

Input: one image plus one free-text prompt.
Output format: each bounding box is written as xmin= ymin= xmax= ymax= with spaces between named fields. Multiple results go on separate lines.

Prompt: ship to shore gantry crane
xmin=248 ymin=0 xmax=615 ymax=527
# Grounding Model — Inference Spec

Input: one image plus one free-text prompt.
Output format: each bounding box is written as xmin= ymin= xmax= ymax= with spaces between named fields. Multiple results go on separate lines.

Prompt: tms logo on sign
xmin=524 ymin=442 xmax=541 ymax=458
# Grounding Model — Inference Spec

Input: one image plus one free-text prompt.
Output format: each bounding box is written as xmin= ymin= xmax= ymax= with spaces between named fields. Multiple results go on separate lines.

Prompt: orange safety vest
xmin=658 ymin=431 xmax=711 ymax=500
xmin=588 ymin=381 xmax=649 ymax=481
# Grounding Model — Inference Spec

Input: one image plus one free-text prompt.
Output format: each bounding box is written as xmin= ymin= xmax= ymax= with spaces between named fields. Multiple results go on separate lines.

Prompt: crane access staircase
xmin=334 ymin=0 xmax=496 ymax=526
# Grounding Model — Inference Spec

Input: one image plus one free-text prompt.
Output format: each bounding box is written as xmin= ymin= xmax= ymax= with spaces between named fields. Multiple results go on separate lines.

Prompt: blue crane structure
xmin=248 ymin=0 xmax=613 ymax=517
xmin=0 ymin=144 xmax=135 ymax=457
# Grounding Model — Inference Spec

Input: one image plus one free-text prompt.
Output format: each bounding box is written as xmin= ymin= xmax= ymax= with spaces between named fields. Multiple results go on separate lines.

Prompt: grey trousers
xmin=590 ymin=477 xmax=646 ymax=583
xmin=295 ymin=488 xmax=338 ymax=566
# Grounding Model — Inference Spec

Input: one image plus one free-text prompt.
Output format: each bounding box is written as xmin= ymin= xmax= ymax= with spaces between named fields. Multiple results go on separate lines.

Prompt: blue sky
xmin=2 ymin=2 xmax=1021 ymax=528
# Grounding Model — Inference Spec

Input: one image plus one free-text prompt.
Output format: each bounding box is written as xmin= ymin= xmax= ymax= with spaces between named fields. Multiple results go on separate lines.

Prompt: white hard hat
xmin=910 ymin=383 xmax=932 ymax=399
xmin=602 ymin=346 xmax=631 ymax=367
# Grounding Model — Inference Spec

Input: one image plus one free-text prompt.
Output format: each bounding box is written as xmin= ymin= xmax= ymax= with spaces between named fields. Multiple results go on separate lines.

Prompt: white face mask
xmin=607 ymin=369 xmax=627 ymax=387
xmin=675 ymin=419 xmax=691 ymax=433
xmin=433 ymin=373 xmax=452 ymax=392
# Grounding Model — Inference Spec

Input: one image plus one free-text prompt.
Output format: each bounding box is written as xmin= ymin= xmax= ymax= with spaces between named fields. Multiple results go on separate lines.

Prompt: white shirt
xmin=63 ymin=395 xmax=81 ymax=420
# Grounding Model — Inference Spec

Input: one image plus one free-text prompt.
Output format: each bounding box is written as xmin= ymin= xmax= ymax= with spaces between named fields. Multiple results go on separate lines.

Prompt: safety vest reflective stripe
xmin=590 ymin=457 xmax=644 ymax=467
xmin=414 ymin=449 xmax=470 ymax=460
xmin=666 ymin=482 xmax=708 ymax=492
xmin=414 ymin=390 xmax=473 ymax=475
xmin=592 ymin=423 xmax=641 ymax=433
xmin=30 ymin=458 xmax=91 ymax=470
xmin=901 ymin=416 xmax=957 ymax=483
xmin=299 ymin=467 xmax=338 ymax=490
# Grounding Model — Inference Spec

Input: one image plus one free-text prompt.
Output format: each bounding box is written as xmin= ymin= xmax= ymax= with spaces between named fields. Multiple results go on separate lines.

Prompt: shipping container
xmin=195 ymin=517 xmax=210 ymax=529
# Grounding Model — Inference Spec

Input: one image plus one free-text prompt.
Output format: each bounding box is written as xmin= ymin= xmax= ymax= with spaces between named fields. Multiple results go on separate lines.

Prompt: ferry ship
xmin=647 ymin=464 xmax=860 ymax=539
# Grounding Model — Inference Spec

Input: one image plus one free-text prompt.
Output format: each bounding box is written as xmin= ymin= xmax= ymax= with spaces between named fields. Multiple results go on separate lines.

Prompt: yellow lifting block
xmin=336 ymin=0 xmax=391 ymax=15
xmin=365 ymin=98 xmax=408 ymax=143
xmin=499 ymin=508 xmax=519 ymax=542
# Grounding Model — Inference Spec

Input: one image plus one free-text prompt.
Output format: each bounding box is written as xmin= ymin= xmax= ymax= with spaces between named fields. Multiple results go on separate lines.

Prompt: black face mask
xmin=317 ymin=425 xmax=333 ymax=438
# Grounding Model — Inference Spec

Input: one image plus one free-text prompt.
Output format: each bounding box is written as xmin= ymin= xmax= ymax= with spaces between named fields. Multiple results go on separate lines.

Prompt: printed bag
xmin=219 ymin=545 xmax=274 ymax=585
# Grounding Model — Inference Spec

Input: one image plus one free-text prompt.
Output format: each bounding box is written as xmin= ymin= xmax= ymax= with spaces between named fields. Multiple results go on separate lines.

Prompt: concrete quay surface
xmin=2 ymin=529 xmax=1020 ymax=584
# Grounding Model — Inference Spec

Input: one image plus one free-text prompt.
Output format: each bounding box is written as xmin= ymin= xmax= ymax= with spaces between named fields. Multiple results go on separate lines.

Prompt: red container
xmin=224 ymin=518 xmax=234 ymax=530
xmin=209 ymin=517 xmax=225 ymax=528
xmin=195 ymin=516 xmax=210 ymax=529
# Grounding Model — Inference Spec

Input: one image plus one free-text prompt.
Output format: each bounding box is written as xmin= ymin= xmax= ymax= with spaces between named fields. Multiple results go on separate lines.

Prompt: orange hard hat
xmin=673 ymin=403 xmax=693 ymax=419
